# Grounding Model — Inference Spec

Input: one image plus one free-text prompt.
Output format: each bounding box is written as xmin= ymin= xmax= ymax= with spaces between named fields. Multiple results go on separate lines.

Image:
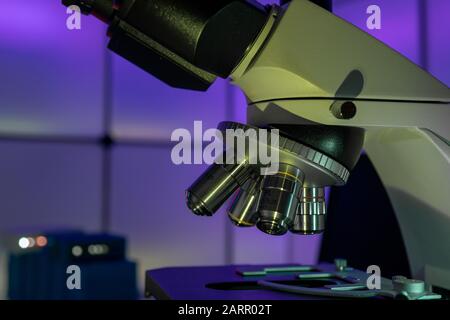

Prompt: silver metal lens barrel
xmin=228 ymin=177 xmax=262 ymax=227
xmin=256 ymin=163 xmax=305 ymax=235
xmin=186 ymin=156 xmax=254 ymax=217
xmin=291 ymin=187 xmax=326 ymax=235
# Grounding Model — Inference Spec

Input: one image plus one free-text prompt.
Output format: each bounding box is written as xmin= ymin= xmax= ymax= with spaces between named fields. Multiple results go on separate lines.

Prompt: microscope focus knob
xmin=392 ymin=276 xmax=426 ymax=296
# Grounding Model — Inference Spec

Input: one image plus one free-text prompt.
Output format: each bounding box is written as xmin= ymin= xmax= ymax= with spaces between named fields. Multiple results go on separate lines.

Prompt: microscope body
xmin=62 ymin=0 xmax=450 ymax=291
xmin=232 ymin=0 xmax=450 ymax=289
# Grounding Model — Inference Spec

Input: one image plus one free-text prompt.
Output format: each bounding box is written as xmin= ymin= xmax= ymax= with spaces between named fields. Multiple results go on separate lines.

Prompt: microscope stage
xmin=145 ymin=263 xmax=380 ymax=300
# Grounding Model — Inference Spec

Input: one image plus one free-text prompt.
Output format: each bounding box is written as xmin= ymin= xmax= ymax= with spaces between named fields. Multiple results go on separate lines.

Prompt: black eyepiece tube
xmin=62 ymin=0 xmax=269 ymax=90
xmin=118 ymin=0 xmax=269 ymax=77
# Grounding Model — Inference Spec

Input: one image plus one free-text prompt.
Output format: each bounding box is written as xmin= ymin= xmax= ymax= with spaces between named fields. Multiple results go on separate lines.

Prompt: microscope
xmin=62 ymin=0 xmax=450 ymax=299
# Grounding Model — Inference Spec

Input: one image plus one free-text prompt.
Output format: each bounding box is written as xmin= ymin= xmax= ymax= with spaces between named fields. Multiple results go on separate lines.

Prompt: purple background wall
xmin=0 ymin=0 xmax=448 ymax=296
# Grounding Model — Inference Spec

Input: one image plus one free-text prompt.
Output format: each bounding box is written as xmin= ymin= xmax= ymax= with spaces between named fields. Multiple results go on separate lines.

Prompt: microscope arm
xmin=231 ymin=1 xmax=450 ymax=140
xmin=231 ymin=0 xmax=450 ymax=289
